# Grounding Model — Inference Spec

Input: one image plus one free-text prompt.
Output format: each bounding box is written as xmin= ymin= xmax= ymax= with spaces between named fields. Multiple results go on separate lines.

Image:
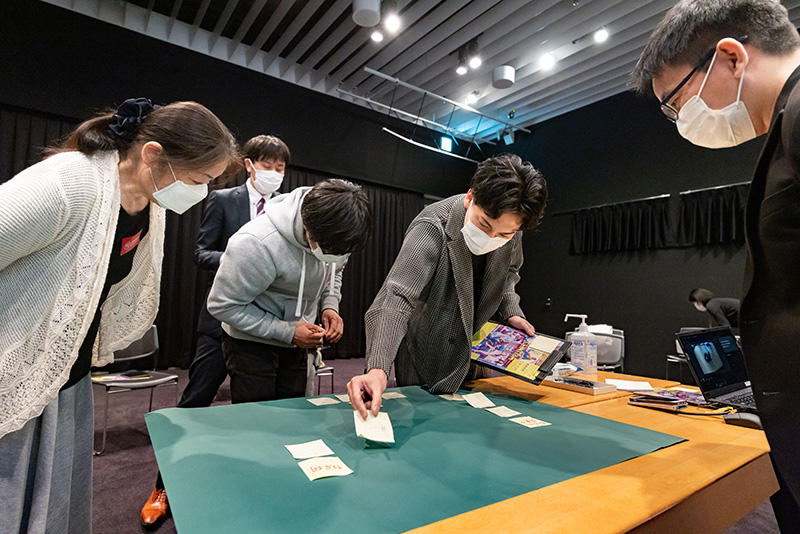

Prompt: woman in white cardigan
xmin=0 ymin=98 xmax=239 ymax=534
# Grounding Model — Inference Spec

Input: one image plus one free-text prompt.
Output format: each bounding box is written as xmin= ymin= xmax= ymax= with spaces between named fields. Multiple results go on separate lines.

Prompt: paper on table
xmin=439 ymin=393 xmax=464 ymax=401
xmin=605 ymin=379 xmax=654 ymax=392
xmin=670 ymin=386 xmax=699 ymax=393
xmin=297 ymin=456 xmax=353 ymax=481
xmin=284 ymin=439 xmax=335 ymax=460
xmin=353 ymin=411 xmax=395 ymax=443
xmin=382 ymin=391 xmax=406 ymax=399
xmin=335 ymin=394 xmax=351 ymax=403
xmin=486 ymin=406 xmax=521 ymax=418
xmin=307 ymin=397 xmax=341 ymax=406
xmin=462 ymin=392 xmax=495 ymax=409
xmin=509 ymin=416 xmax=551 ymax=428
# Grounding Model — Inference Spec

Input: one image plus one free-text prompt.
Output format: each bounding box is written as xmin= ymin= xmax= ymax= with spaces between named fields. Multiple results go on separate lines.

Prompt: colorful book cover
xmin=471 ymin=322 xmax=566 ymax=382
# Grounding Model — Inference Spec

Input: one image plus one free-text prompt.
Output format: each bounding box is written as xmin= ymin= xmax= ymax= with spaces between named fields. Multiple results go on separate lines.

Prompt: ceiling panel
xmin=42 ymin=0 xmax=800 ymax=143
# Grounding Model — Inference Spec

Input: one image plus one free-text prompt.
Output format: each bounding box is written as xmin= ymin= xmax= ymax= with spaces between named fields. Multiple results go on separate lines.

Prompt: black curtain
xmin=569 ymin=196 xmax=672 ymax=254
xmin=156 ymin=167 xmax=424 ymax=368
xmin=0 ymin=103 xmax=77 ymax=183
xmin=676 ymin=184 xmax=749 ymax=246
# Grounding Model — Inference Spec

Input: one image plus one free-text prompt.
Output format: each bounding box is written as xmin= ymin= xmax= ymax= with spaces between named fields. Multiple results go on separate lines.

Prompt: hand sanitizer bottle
xmin=564 ymin=314 xmax=598 ymax=375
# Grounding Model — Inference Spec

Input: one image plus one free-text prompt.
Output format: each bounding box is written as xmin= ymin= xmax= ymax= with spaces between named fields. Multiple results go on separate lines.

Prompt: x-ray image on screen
xmin=693 ymin=341 xmax=723 ymax=375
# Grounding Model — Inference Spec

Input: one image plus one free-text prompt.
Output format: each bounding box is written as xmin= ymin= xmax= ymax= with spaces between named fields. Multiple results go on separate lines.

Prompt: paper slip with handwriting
xmin=439 ymin=393 xmax=464 ymax=401
xmin=353 ymin=411 xmax=395 ymax=443
xmin=509 ymin=416 xmax=551 ymax=429
xmin=486 ymin=406 xmax=521 ymax=418
xmin=284 ymin=439 xmax=335 ymax=460
xmin=382 ymin=391 xmax=406 ymax=399
xmin=462 ymin=392 xmax=495 ymax=409
xmin=297 ymin=456 xmax=353 ymax=481
xmin=307 ymin=397 xmax=340 ymax=406
xmin=335 ymin=394 xmax=351 ymax=403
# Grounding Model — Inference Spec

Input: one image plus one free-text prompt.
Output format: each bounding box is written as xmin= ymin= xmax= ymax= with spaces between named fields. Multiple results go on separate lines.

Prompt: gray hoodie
xmin=207 ymin=187 xmax=344 ymax=347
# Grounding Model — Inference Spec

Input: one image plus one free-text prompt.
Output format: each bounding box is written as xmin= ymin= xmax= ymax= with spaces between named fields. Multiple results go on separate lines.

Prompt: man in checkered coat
xmin=348 ymin=154 xmax=548 ymax=417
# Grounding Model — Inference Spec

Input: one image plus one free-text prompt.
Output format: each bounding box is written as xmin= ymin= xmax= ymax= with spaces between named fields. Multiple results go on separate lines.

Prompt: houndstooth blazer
xmin=365 ymin=194 xmax=525 ymax=393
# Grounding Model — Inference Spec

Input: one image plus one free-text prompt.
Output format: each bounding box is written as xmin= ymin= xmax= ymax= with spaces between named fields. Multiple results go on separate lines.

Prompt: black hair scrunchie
xmin=108 ymin=97 xmax=159 ymax=138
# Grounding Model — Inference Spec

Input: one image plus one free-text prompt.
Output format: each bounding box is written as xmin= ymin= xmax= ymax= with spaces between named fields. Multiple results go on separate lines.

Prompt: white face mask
xmin=150 ymin=162 xmax=208 ymax=214
xmin=676 ymin=51 xmax=757 ymax=149
xmin=694 ymin=302 xmax=707 ymax=312
xmin=460 ymin=201 xmax=512 ymax=255
xmin=247 ymin=159 xmax=284 ymax=196
xmin=311 ymin=245 xmax=349 ymax=266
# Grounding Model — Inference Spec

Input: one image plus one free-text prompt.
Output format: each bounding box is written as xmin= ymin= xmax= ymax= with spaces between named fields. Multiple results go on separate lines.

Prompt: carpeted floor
xmin=91 ymin=359 xmax=777 ymax=533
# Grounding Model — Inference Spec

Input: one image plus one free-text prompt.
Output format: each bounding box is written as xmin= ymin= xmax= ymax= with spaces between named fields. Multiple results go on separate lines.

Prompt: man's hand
xmin=293 ymin=322 xmax=325 ymax=348
xmin=321 ymin=309 xmax=344 ymax=343
xmin=507 ymin=315 xmax=535 ymax=336
xmin=347 ymin=369 xmax=388 ymax=419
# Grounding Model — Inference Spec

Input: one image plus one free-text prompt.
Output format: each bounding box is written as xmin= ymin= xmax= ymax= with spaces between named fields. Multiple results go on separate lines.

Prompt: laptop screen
xmin=677 ymin=327 xmax=749 ymax=395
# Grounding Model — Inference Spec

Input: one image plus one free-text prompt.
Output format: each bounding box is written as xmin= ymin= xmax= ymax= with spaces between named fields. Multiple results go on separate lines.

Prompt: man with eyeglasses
xmin=633 ymin=1 xmax=800 ymax=530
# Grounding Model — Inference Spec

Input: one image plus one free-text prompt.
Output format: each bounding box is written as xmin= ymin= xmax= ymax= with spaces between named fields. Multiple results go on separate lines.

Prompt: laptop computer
xmin=675 ymin=326 xmax=758 ymax=412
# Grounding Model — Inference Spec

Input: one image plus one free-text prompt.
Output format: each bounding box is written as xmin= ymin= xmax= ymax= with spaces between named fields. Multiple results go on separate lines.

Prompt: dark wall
xmin=0 ymin=0 xmax=473 ymax=197
xmin=499 ymin=90 xmax=764 ymax=379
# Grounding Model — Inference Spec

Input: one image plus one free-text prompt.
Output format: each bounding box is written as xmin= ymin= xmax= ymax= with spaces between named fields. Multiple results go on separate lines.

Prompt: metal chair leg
xmin=148 ymin=387 xmax=154 ymax=413
xmin=94 ymin=386 xmax=110 ymax=456
xmin=329 ymin=368 xmax=334 ymax=394
xmin=316 ymin=373 xmax=321 ymax=396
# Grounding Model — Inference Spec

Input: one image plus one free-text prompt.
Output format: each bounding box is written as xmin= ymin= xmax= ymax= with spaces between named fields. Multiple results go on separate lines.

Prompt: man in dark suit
xmin=141 ymin=135 xmax=291 ymax=527
xmin=688 ymin=288 xmax=740 ymax=330
xmin=633 ymin=1 xmax=800 ymax=529
xmin=347 ymin=154 xmax=547 ymax=417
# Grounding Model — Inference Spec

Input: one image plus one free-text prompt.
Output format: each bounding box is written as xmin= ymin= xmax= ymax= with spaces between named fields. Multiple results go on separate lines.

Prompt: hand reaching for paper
xmin=347 ymin=368 xmax=388 ymax=419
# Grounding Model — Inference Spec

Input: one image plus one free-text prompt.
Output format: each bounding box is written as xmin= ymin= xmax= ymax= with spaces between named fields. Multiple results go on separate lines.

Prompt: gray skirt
xmin=0 ymin=374 xmax=93 ymax=534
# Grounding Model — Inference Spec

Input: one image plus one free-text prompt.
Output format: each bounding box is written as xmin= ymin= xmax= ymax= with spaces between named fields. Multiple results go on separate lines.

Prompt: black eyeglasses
xmin=659 ymin=35 xmax=748 ymax=122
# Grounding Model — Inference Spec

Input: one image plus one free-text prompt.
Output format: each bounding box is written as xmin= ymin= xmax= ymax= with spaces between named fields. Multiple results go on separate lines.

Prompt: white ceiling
xmin=42 ymin=0 xmax=800 ymax=143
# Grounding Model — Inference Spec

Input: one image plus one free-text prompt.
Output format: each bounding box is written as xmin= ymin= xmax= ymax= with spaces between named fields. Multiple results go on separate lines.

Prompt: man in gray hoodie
xmin=208 ymin=179 xmax=371 ymax=403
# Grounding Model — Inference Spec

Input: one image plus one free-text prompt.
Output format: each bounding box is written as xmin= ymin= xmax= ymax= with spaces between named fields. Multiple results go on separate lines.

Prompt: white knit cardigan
xmin=0 ymin=150 xmax=165 ymax=438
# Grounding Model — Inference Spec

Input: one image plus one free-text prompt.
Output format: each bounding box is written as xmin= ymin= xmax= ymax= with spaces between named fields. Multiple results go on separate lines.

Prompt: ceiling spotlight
xmin=468 ymin=55 xmax=482 ymax=69
xmin=384 ymin=13 xmax=401 ymax=33
xmin=352 ymin=0 xmax=381 ymax=27
xmin=465 ymin=90 xmax=479 ymax=105
xmin=456 ymin=62 xmax=468 ymax=75
xmin=539 ymin=52 xmax=557 ymax=71
xmin=594 ymin=28 xmax=609 ymax=43
xmin=371 ymin=30 xmax=384 ymax=42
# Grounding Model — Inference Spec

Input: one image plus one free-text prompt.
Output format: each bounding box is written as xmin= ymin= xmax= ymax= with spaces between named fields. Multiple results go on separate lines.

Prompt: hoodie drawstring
xmin=329 ymin=262 xmax=336 ymax=294
xmin=295 ymin=252 xmax=306 ymax=318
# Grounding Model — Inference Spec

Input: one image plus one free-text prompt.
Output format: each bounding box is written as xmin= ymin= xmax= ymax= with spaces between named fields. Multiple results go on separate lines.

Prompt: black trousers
xmin=177 ymin=332 xmax=227 ymax=408
xmin=222 ymin=333 xmax=307 ymax=404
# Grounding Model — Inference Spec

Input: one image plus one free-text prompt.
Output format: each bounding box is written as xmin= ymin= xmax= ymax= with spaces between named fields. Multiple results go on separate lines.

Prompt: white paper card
xmin=353 ymin=411 xmax=395 ymax=443
xmin=439 ymin=393 xmax=464 ymax=401
xmin=335 ymin=394 xmax=351 ymax=402
xmin=307 ymin=397 xmax=340 ymax=406
xmin=605 ymin=379 xmax=654 ymax=392
xmin=284 ymin=439 xmax=335 ymax=460
xmin=382 ymin=391 xmax=406 ymax=399
xmin=486 ymin=406 xmax=521 ymax=418
xmin=463 ymin=392 xmax=495 ymax=409
xmin=297 ymin=456 xmax=353 ymax=481
xmin=509 ymin=416 xmax=551 ymax=428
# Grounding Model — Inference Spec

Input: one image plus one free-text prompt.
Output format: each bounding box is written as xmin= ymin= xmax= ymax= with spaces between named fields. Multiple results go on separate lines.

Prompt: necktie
xmin=256 ymin=197 xmax=265 ymax=216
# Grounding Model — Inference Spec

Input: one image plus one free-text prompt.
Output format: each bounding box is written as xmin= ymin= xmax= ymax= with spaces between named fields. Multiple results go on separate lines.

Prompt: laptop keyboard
xmin=727 ymin=392 xmax=756 ymax=407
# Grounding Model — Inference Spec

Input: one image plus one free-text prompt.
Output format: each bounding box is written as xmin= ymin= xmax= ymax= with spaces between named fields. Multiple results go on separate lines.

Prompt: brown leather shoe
xmin=141 ymin=487 xmax=169 ymax=527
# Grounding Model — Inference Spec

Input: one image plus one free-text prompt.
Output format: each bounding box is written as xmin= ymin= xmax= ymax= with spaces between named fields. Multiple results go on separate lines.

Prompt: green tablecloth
xmin=146 ymin=386 xmax=683 ymax=533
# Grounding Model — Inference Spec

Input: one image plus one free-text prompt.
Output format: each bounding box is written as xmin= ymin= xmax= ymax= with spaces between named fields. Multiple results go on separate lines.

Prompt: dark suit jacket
xmin=741 ymin=65 xmax=800 ymax=503
xmin=194 ymin=184 xmax=251 ymax=335
xmin=705 ymin=297 xmax=740 ymax=329
xmin=365 ymin=194 xmax=526 ymax=393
